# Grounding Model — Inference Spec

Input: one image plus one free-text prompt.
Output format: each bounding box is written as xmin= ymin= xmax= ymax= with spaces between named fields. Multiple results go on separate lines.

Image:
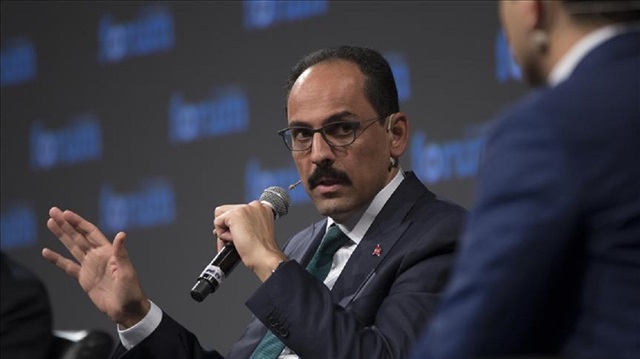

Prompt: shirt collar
xmin=327 ymin=168 xmax=405 ymax=245
xmin=548 ymin=24 xmax=631 ymax=86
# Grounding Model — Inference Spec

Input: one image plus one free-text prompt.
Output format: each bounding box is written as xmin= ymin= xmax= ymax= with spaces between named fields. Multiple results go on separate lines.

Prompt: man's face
xmin=286 ymin=60 xmax=395 ymax=223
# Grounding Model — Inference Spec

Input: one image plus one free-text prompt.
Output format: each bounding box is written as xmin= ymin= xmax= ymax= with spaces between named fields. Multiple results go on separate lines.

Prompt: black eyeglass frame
xmin=277 ymin=114 xmax=391 ymax=152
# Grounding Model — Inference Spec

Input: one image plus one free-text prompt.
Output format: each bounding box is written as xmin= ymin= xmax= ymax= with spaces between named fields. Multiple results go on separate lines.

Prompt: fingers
xmin=213 ymin=205 xmax=236 ymax=241
xmin=47 ymin=214 xmax=87 ymax=264
xmin=213 ymin=212 xmax=231 ymax=241
xmin=60 ymin=209 xmax=110 ymax=246
xmin=42 ymin=247 xmax=80 ymax=279
xmin=47 ymin=207 xmax=111 ymax=262
xmin=216 ymin=236 xmax=227 ymax=252
xmin=213 ymin=204 xmax=243 ymax=218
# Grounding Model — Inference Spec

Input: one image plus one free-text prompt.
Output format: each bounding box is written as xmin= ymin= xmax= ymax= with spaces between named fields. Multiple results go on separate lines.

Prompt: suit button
xmin=278 ymin=327 xmax=289 ymax=338
xmin=268 ymin=317 xmax=278 ymax=327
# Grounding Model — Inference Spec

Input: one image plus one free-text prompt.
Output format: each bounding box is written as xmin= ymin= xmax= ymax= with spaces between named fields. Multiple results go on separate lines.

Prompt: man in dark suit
xmin=1 ymin=250 xmax=53 ymax=359
xmin=411 ymin=1 xmax=640 ymax=359
xmin=42 ymin=46 xmax=466 ymax=358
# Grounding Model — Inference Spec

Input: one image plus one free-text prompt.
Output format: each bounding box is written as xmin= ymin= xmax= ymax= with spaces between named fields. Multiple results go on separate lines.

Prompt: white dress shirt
xmin=119 ymin=169 xmax=406 ymax=358
xmin=547 ymin=24 xmax=634 ymax=87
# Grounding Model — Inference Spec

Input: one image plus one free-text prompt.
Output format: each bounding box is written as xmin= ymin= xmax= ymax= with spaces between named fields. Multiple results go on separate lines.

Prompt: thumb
xmin=112 ymin=232 xmax=130 ymax=264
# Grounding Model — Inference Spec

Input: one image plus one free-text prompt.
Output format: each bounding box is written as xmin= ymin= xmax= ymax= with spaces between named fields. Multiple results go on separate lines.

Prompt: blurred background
xmin=1 ymin=1 xmax=526 ymax=354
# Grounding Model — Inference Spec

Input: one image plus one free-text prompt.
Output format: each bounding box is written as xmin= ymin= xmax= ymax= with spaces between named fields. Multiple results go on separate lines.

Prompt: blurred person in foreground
xmin=42 ymin=46 xmax=466 ymax=359
xmin=1 ymin=250 xmax=53 ymax=359
xmin=411 ymin=1 xmax=640 ymax=358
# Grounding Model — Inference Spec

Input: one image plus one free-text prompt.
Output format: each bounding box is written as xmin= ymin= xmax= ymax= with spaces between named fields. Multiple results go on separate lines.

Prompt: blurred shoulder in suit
xmin=412 ymin=1 xmax=640 ymax=358
xmin=1 ymin=250 xmax=53 ymax=359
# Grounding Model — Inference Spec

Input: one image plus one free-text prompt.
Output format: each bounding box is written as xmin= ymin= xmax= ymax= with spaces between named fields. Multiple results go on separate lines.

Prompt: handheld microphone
xmin=190 ymin=186 xmax=291 ymax=302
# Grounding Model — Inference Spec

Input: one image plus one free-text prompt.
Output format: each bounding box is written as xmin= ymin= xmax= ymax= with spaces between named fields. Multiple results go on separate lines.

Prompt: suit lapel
xmin=285 ymin=219 xmax=327 ymax=267
xmin=332 ymin=219 xmax=412 ymax=306
xmin=330 ymin=172 xmax=434 ymax=305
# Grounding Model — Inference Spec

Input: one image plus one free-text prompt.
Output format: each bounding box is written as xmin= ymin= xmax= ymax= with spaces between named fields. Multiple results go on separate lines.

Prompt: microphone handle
xmin=190 ymin=243 xmax=241 ymax=302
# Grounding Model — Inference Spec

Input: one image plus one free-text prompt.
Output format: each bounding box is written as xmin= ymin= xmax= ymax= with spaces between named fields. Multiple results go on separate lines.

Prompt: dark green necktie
xmin=249 ymin=224 xmax=350 ymax=359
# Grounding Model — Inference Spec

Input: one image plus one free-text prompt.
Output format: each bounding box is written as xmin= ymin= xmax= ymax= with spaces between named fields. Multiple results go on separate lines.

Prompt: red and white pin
xmin=372 ymin=244 xmax=382 ymax=257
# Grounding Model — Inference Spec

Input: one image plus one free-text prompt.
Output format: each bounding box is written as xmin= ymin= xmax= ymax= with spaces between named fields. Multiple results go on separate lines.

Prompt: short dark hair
xmin=284 ymin=46 xmax=400 ymax=118
xmin=562 ymin=0 xmax=640 ymax=23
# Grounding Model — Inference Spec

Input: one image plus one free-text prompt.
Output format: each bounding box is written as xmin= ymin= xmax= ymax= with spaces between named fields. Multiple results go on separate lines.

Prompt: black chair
xmin=50 ymin=329 xmax=114 ymax=359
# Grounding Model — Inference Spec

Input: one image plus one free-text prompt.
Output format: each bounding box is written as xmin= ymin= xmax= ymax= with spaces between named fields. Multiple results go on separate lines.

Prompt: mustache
xmin=308 ymin=166 xmax=352 ymax=189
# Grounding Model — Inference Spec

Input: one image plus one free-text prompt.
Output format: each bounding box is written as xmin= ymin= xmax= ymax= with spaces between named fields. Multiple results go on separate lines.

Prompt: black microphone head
xmin=259 ymin=186 xmax=291 ymax=219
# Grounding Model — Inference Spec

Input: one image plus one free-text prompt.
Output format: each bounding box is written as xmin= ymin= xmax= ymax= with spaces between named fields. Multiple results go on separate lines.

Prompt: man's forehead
xmin=286 ymin=60 xmax=373 ymax=125
xmin=288 ymin=111 xmax=360 ymax=127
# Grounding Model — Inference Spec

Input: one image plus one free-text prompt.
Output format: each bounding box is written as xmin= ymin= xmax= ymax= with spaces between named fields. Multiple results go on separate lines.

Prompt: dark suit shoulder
xmin=403 ymin=177 xmax=467 ymax=230
xmin=495 ymin=32 xmax=640 ymax=136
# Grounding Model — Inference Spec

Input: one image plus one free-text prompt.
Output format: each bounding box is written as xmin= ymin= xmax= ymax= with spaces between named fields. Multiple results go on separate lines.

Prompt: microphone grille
xmin=259 ymin=186 xmax=291 ymax=219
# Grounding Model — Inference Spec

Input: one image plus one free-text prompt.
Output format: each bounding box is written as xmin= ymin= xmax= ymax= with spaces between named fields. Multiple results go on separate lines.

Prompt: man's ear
xmin=517 ymin=0 xmax=545 ymax=32
xmin=387 ymin=112 xmax=409 ymax=158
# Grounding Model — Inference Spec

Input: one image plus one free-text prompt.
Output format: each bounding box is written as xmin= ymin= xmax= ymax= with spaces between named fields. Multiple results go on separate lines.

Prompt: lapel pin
xmin=372 ymin=244 xmax=382 ymax=257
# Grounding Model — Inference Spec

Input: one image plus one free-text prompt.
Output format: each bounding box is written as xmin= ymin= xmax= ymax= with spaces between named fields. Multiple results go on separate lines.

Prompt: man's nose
xmin=310 ymin=132 xmax=335 ymax=164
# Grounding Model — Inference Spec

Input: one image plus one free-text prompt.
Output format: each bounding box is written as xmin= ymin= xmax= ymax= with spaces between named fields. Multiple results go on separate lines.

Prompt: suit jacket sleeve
xmin=111 ymin=311 xmax=224 ymax=359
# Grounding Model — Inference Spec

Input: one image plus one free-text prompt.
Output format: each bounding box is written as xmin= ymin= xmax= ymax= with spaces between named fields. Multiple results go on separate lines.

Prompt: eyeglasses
xmin=277 ymin=115 xmax=390 ymax=152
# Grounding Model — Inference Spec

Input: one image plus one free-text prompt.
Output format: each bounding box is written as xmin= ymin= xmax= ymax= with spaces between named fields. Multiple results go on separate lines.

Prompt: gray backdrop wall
xmin=1 ymin=1 xmax=527 ymax=354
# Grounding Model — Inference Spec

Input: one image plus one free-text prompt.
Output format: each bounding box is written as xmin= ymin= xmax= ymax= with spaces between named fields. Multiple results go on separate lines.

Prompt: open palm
xmin=43 ymin=207 xmax=149 ymax=328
